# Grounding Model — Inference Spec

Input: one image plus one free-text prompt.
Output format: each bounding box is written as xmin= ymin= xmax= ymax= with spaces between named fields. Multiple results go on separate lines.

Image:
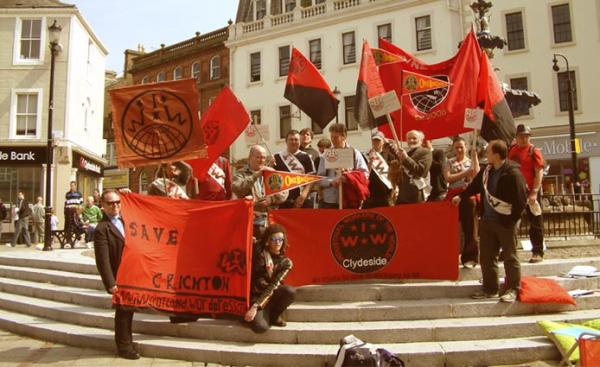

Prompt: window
xmin=18 ymin=18 xmax=42 ymax=60
xmin=311 ymin=120 xmax=323 ymax=135
xmin=552 ymin=4 xmax=572 ymax=43
xmin=192 ymin=62 xmax=200 ymax=79
xmin=344 ymin=96 xmax=358 ymax=131
xmin=285 ymin=0 xmax=296 ymax=12
xmin=378 ymin=23 xmax=392 ymax=43
xmin=415 ymin=15 xmax=432 ymax=51
xmin=255 ymin=0 xmax=267 ymax=20
xmin=13 ymin=92 xmax=40 ymax=138
xmin=141 ymin=76 xmax=149 ymax=84
xmin=342 ymin=31 xmax=356 ymax=65
xmin=280 ymin=105 xmax=292 ymax=139
xmin=210 ymin=56 xmax=221 ymax=80
xmin=251 ymin=110 xmax=262 ymax=125
xmin=509 ymin=77 xmax=530 ymax=116
xmin=309 ymin=39 xmax=322 ymax=69
xmin=173 ymin=66 xmax=183 ymax=80
xmin=505 ymin=12 xmax=525 ymax=50
xmin=139 ymin=171 xmax=149 ymax=194
xmin=279 ymin=46 xmax=290 ymax=77
xmin=156 ymin=72 xmax=166 ymax=82
xmin=557 ymin=70 xmax=578 ymax=112
xmin=250 ymin=52 xmax=261 ymax=82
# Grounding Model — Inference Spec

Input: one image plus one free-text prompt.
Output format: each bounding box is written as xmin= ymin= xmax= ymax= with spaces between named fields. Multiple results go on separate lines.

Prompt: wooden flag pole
xmin=251 ymin=123 xmax=274 ymax=158
xmin=337 ymin=168 xmax=343 ymax=210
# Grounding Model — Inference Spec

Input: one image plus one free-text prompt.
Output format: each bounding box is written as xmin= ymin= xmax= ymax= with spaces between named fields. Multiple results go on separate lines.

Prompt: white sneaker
xmin=85 ymin=242 xmax=93 ymax=249
xmin=5 ymin=243 xmax=14 ymax=247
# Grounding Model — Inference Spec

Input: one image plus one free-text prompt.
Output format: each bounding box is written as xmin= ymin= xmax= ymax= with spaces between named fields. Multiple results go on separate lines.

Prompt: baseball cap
xmin=371 ymin=131 xmax=385 ymax=141
xmin=516 ymin=124 xmax=532 ymax=135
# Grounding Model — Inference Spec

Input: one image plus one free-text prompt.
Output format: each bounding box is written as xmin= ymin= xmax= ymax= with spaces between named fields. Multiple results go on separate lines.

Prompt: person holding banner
xmin=317 ymin=124 xmax=369 ymax=209
xmin=274 ymin=130 xmax=317 ymax=209
xmin=93 ymin=189 xmax=139 ymax=360
xmin=244 ymin=223 xmax=294 ymax=333
xmin=193 ymin=156 xmax=233 ymax=201
xmin=233 ymin=145 xmax=288 ymax=238
xmin=148 ymin=161 xmax=193 ymax=199
xmin=452 ymin=140 xmax=527 ymax=303
xmin=363 ymin=131 xmax=395 ymax=208
xmin=390 ymin=130 xmax=432 ymax=204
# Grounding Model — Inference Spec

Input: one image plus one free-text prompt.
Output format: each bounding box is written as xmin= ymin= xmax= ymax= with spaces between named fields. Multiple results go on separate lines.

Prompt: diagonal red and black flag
xmin=477 ymin=51 xmax=516 ymax=144
xmin=284 ymin=48 xmax=339 ymax=129
xmin=354 ymin=40 xmax=388 ymax=129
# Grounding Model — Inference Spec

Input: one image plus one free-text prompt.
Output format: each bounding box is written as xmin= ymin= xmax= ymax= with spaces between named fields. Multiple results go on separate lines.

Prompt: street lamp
xmin=332 ymin=86 xmax=341 ymax=124
xmin=43 ymin=20 xmax=62 ymax=251
xmin=552 ymin=53 xmax=578 ymax=192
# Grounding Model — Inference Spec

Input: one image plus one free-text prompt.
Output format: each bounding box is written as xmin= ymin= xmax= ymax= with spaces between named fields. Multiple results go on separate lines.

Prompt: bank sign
xmin=532 ymin=132 xmax=600 ymax=159
xmin=0 ymin=146 xmax=47 ymax=165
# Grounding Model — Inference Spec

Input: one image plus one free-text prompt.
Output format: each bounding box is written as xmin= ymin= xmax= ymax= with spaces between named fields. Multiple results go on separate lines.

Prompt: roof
xmin=0 ymin=0 xmax=75 ymax=8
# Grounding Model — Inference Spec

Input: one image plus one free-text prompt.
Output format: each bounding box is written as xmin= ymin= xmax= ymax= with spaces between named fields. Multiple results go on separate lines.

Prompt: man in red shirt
xmin=508 ymin=124 xmax=545 ymax=263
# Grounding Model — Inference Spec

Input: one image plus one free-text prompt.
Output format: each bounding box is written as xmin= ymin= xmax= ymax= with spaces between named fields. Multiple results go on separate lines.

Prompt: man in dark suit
xmin=8 ymin=192 xmax=32 ymax=247
xmin=93 ymin=189 xmax=139 ymax=360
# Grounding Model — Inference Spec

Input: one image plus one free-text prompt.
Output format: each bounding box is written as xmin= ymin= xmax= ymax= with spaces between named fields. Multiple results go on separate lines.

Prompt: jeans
xmin=11 ymin=217 xmax=31 ymax=246
xmin=248 ymin=285 xmax=295 ymax=333
xmin=479 ymin=219 xmax=521 ymax=293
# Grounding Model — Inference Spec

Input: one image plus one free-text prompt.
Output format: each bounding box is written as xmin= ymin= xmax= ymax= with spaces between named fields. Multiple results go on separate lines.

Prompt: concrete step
xmin=0 ymin=288 xmax=598 ymax=345
xmin=0 ymin=307 xmax=561 ymax=367
xmin=0 ymin=252 xmax=97 ymax=275
xmin=2 ymin=275 xmax=599 ymax=323
xmin=0 ymin=264 xmax=104 ymax=290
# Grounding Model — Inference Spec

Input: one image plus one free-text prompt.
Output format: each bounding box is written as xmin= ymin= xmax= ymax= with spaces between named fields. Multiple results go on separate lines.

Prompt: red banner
xmin=113 ymin=193 xmax=253 ymax=318
xmin=270 ymin=202 xmax=459 ymax=285
xmin=109 ymin=79 xmax=206 ymax=168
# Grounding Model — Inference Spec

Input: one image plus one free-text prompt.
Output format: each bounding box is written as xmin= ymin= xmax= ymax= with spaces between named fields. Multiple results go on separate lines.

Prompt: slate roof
xmin=0 ymin=0 xmax=75 ymax=8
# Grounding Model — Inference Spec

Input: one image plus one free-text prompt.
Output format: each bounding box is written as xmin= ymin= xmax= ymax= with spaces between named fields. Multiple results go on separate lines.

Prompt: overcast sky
xmin=68 ymin=0 xmax=239 ymax=74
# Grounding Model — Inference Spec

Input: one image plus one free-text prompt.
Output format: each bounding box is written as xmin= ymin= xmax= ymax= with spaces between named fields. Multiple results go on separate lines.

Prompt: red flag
xmin=354 ymin=40 xmax=387 ymax=129
xmin=270 ymin=202 xmax=459 ymax=286
xmin=284 ymin=48 xmax=339 ymax=129
xmin=187 ymin=86 xmax=251 ymax=180
xmin=109 ymin=79 xmax=206 ymax=168
xmin=378 ymin=32 xmax=481 ymax=140
xmin=477 ymin=51 xmax=516 ymax=144
xmin=114 ymin=193 xmax=253 ymax=318
xmin=378 ymin=37 xmax=427 ymax=69
xmin=263 ymin=170 xmax=322 ymax=196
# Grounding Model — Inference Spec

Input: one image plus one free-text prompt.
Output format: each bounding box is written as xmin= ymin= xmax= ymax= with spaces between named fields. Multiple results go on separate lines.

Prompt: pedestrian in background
xmin=7 ymin=192 xmax=32 ymax=248
xmin=32 ymin=196 xmax=45 ymax=244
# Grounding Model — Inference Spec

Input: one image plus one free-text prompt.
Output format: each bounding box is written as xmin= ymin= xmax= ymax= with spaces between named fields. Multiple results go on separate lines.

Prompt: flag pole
xmin=337 ymin=168 xmax=343 ymax=210
xmin=251 ymin=123 xmax=274 ymax=158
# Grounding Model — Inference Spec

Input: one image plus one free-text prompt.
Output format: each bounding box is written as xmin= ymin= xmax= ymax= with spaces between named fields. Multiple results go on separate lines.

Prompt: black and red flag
xmin=284 ymin=48 xmax=339 ymax=129
xmin=477 ymin=51 xmax=516 ymax=144
xmin=354 ymin=40 xmax=387 ymax=129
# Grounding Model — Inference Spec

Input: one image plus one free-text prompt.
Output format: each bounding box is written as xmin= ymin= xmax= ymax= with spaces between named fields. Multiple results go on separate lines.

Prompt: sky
xmin=68 ymin=0 xmax=240 ymax=74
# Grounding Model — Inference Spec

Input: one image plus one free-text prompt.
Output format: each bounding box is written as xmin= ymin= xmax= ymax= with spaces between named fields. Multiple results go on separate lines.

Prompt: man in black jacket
xmin=8 ymin=192 xmax=32 ymax=247
xmin=453 ymin=140 xmax=527 ymax=303
xmin=93 ymin=189 xmax=139 ymax=360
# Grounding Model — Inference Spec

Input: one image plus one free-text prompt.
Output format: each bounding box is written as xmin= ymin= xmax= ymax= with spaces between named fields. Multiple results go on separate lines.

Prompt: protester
xmin=148 ymin=161 xmax=193 ymax=199
xmin=32 ymin=196 xmax=45 ymax=244
xmin=232 ymin=145 xmax=288 ymax=238
xmin=363 ymin=131 xmax=394 ymax=208
xmin=244 ymin=223 xmax=294 ymax=333
xmin=444 ymin=137 xmax=480 ymax=268
xmin=93 ymin=189 xmax=139 ymax=360
xmin=428 ymin=149 xmax=448 ymax=202
xmin=299 ymin=127 xmax=320 ymax=166
xmin=390 ymin=130 xmax=432 ymax=204
xmin=508 ymin=124 xmax=545 ymax=263
xmin=7 ymin=192 xmax=32 ymax=248
xmin=274 ymin=130 xmax=317 ymax=208
xmin=92 ymin=189 xmax=101 ymax=206
xmin=194 ymin=156 xmax=233 ymax=201
xmin=317 ymin=138 xmax=332 ymax=154
xmin=453 ymin=140 xmax=527 ymax=303
xmin=64 ymin=181 xmax=83 ymax=242
xmin=317 ymin=124 xmax=369 ymax=209
xmin=82 ymin=196 xmax=103 ymax=244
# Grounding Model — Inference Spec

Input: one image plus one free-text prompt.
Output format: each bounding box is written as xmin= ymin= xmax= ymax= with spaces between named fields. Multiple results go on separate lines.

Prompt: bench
xmin=52 ymin=229 xmax=85 ymax=249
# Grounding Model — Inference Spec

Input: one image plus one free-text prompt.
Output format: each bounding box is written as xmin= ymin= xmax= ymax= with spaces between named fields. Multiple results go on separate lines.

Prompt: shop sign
xmin=0 ymin=146 xmax=47 ymax=165
xmin=103 ymin=169 xmax=130 ymax=189
xmin=532 ymin=132 xmax=600 ymax=159
xmin=73 ymin=152 xmax=103 ymax=175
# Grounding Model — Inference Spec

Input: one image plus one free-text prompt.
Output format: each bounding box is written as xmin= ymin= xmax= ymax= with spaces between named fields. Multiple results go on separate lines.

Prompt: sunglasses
xmin=270 ymin=237 xmax=284 ymax=243
xmin=105 ymin=200 xmax=121 ymax=206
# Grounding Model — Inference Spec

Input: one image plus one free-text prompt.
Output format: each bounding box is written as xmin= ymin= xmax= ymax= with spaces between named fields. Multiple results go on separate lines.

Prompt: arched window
xmin=141 ymin=76 xmax=149 ymax=84
xmin=191 ymin=62 xmax=200 ymax=79
xmin=156 ymin=71 xmax=165 ymax=82
xmin=173 ymin=66 xmax=182 ymax=80
xmin=210 ymin=56 xmax=220 ymax=80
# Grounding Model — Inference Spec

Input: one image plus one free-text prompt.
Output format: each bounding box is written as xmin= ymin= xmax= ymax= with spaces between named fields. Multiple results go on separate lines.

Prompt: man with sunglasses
xmin=452 ymin=140 xmax=527 ymax=303
xmin=93 ymin=189 xmax=139 ymax=360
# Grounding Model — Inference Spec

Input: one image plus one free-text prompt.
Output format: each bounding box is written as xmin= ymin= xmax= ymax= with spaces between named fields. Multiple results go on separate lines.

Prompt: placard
xmin=244 ymin=124 xmax=270 ymax=145
xmin=464 ymin=108 xmax=484 ymax=130
xmin=323 ymin=148 xmax=354 ymax=170
xmin=368 ymin=90 xmax=401 ymax=118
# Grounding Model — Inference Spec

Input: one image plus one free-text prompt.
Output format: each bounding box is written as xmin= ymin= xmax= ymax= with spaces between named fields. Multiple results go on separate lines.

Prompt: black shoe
xmin=272 ymin=316 xmax=287 ymax=327
xmin=118 ymin=350 xmax=140 ymax=360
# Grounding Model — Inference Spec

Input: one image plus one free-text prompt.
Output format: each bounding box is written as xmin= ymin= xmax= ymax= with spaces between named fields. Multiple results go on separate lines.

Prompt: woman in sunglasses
xmin=244 ymin=223 xmax=294 ymax=333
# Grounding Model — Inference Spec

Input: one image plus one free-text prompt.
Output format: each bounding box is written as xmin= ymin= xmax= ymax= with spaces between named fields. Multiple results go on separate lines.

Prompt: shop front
xmin=102 ymin=168 xmax=130 ymax=190
xmin=72 ymin=151 xmax=103 ymax=199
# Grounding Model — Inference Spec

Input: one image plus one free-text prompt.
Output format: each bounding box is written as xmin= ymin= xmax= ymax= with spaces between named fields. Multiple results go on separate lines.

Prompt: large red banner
xmin=270 ymin=202 xmax=459 ymax=285
xmin=113 ymin=193 xmax=253 ymax=318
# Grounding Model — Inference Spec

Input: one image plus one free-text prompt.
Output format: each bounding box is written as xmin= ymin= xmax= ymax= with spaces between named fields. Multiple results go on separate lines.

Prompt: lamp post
xmin=332 ymin=86 xmax=341 ymax=124
xmin=43 ymin=20 xmax=62 ymax=251
xmin=552 ymin=53 xmax=578 ymax=191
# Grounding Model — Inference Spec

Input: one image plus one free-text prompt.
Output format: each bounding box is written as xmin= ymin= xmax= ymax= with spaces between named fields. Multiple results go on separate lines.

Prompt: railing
xmin=271 ymin=12 xmax=294 ymax=27
xmin=333 ymin=0 xmax=361 ymax=10
xmin=243 ymin=20 xmax=264 ymax=34
xmin=518 ymin=194 xmax=600 ymax=239
xmin=301 ymin=3 xmax=326 ymax=19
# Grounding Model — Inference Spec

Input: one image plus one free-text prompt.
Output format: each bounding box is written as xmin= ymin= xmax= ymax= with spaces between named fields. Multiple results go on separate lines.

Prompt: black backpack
xmin=335 ymin=335 xmax=405 ymax=367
